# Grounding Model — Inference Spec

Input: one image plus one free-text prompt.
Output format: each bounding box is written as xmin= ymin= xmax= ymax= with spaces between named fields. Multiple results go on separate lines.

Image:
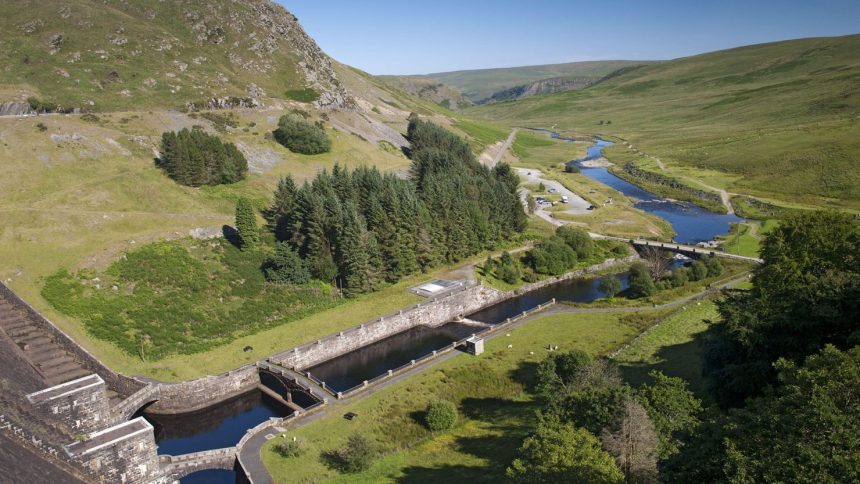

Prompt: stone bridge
xmin=158 ymin=447 xmax=237 ymax=481
xmin=592 ymin=234 xmax=764 ymax=263
xmin=112 ymin=384 xmax=162 ymax=422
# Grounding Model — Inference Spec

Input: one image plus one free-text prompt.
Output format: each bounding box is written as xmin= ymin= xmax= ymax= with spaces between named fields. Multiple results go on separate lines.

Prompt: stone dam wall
xmin=0 ymin=283 xmax=143 ymax=397
xmin=145 ymin=365 xmax=259 ymax=414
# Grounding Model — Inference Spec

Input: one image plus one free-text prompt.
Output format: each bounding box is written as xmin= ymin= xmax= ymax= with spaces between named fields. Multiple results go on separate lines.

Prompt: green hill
xmin=423 ymin=60 xmax=650 ymax=102
xmin=0 ymin=0 xmax=352 ymax=111
xmin=470 ymin=35 xmax=860 ymax=208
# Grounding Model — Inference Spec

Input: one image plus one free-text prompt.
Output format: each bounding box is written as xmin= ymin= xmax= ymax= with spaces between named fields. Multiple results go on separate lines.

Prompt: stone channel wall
xmin=270 ymin=283 xmax=507 ymax=370
xmin=0 ymin=283 xmax=144 ymax=397
xmin=145 ymin=365 xmax=259 ymax=414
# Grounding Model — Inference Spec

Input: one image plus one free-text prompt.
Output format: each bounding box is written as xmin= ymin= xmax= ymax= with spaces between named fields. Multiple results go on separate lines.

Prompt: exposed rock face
xmin=482 ymin=76 xmax=597 ymax=103
xmin=0 ymin=102 xmax=34 ymax=116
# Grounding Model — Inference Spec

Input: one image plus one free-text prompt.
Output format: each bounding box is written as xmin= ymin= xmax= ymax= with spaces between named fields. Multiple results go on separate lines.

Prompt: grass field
xmin=720 ymin=219 xmax=780 ymax=257
xmin=470 ymin=34 xmax=860 ymax=211
xmin=262 ymin=309 xmax=667 ymax=483
xmin=0 ymin=108 xmax=419 ymax=380
xmin=613 ymin=301 xmax=719 ymax=398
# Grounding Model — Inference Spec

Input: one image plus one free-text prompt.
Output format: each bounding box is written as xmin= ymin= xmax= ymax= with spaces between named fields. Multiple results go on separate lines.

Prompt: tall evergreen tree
xmin=235 ymin=197 xmax=259 ymax=249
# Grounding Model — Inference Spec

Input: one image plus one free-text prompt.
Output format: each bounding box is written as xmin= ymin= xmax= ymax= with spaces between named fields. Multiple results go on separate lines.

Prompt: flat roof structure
xmin=410 ymin=279 xmax=464 ymax=298
xmin=65 ymin=417 xmax=153 ymax=457
xmin=26 ymin=374 xmax=103 ymax=405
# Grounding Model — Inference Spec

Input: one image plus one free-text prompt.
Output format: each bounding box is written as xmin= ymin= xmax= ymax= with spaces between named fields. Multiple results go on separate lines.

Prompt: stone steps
xmin=7 ymin=325 xmax=39 ymax=338
xmin=27 ymin=347 xmax=67 ymax=362
xmin=18 ymin=335 xmax=53 ymax=348
xmin=37 ymin=355 xmax=76 ymax=371
xmin=46 ymin=368 xmax=91 ymax=386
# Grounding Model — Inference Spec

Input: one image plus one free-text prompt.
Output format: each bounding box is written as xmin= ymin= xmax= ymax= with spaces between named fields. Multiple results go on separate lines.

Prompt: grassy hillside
xmin=470 ymin=35 xmax=860 ymax=208
xmin=425 ymin=60 xmax=649 ymax=101
xmin=378 ymin=75 xmax=472 ymax=110
xmin=0 ymin=0 xmax=347 ymax=111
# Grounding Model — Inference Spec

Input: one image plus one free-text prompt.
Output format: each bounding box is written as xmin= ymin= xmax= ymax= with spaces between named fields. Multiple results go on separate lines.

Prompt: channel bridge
xmin=591 ymin=234 xmax=764 ymax=264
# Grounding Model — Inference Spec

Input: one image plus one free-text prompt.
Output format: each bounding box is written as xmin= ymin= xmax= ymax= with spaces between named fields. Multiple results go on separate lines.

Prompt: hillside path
xmin=479 ymin=128 xmax=518 ymax=167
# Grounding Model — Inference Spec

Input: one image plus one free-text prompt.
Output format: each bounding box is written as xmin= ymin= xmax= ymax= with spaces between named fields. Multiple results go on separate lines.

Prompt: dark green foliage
xmin=158 ymin=128 xmax=247 ymax=186
xmin=627 ymin=262 xmax=656 ymax=298
xmin=425 ymin=400 xmax=458 ymax=431
xmin=334 ymin=435 xmax=376 ymax=473
xmin=273 ymin=113 xmax=331 ymax=154
xmin=535 ymin=350 xmax=593 ymax=397
xmin=528 ymin=236 xmax=577 ymax=275
xmin=235 ymin=197 xmax=259 ymax=249
xmin=598 ymin=276 xmax=622 ymax=298
xmin=506 ymin=414 xmax=624 ymax=483
xmin=551 ymin=383 xmax=631 ymax=435
xmin=27 ymin=96 xmax=60 ymax=113
xmin=667 ymin=346 xmax=860 ymax=483
xmin=284 ymin=88 xmax=321 ymax=103
xmin=564 ymin=163 xmax=580 ymax=173
xmin=635 ymin=372 xmax=702 ymax=459
xmin=265 ymin=119 xmax=525 ymax=296
xmin=263 ymin=242 xmax=310 ymax=284
xmin=495 ymin=251 xmax=522 ymax=284
xmin=36 ymin=122 xmax=47 ymax=132
xmin=703 ymin=211 xmax=860 ymax=407
xmin=669 ymin=268 xmax=689 ymax=288
xmin=702 ymin=255 xmax=723 ymax=277
xmin=41 ymin=241 xmax=338 ymax=360
xmin=689 ymin=260 xmax=708 ymax=281
xmin=556 ymin=226 xmax=594 ymax=259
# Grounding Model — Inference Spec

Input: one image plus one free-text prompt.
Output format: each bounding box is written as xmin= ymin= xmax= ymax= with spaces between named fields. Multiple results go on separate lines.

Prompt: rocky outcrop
xmin=482 ymin=76 xmax=597 ymax=103
xmin=0 ymin=102 xmax=34 ymax=116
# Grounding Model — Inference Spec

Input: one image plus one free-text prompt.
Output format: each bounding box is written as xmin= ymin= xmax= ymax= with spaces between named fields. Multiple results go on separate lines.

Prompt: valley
xmin=0 ymin=2 xmax=857 ymax=484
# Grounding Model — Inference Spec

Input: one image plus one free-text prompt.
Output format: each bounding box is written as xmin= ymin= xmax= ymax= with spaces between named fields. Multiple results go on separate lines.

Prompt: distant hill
xmin=471 ymin=35 xmax=860 ymax=208
xmin=378 ymin=75 xmax=471 ymax=110
xmin=422 ymin=60 xmax=650 ymax=102
xmin=0 ymin=0 xmax=352 ymax=111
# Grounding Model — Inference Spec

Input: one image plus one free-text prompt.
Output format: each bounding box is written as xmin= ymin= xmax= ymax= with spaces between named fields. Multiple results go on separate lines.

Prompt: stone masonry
xmin=26 ymin=374 xmax=112 ymax=435
xmin=64 ymin=417 xmax=160 ymax=484
xmin=270 ymin=283 xmax=507 ymax=370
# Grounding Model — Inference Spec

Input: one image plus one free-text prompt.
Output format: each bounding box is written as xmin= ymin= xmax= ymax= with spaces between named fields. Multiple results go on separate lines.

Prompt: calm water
xmin=468 ymin=272 xmax=629 ymax=324
xmin=307 ymin=322 xmax=476 ymax=392
xmin=181 ymin=469 xmax=238 ymax=484
xmin=143 ymin=391 xmax=290 ymax=456
xmin=572 ymin=138 xmax=743 ymax=244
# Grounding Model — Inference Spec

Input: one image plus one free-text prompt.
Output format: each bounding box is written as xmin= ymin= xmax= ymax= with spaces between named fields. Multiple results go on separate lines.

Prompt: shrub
xmin=556 ymin=226 xmax=594 ymax=259
xmin=690 ymin=260 xmax=709 ymax=281
xmin=628 ymin=262 xmax=656 ymax=298
xmin=36 ymin=122 xmax=47 ymax=132
xmin=274 ymin=113 xmax=331 ymax=155
xmin=425 ymin=400 xmax=458 ymax=431
xmin=274 ymin=439 xmax=305 ymax=458
xmin=158 ymin=128 xmax=247 ymax=186
xmin=336 ymin=435 xmax=375 ymax=473
xmin=670 ymin=268 xmax=689 ymax=288
xmin=528 ymin=236 xmax=577 ymax=275
xmin=703 ymin=255 xmax=723 ymax=277
xmin=264 ymin=242 xmax=311 ymax=284
xmin=564 ymin=163 xmax=580 ymax=173
xmin=284 ymin=88 xmax=321 ymax=103
xmin=599 ymin=276 xmax=622 ymax=298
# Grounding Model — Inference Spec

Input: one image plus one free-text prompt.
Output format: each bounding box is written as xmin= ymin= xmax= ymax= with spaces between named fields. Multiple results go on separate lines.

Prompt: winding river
xmin=575 ymin=138 xmax=743 ymax=244
xmin=533 ymin=129 xmax=743 ymax=244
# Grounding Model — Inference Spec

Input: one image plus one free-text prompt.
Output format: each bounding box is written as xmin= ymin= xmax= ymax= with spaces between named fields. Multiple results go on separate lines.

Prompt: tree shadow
xmin=222 ymin=224 xmax=242 ymax=248
xmin=508 ymin=360 xmax=540 ymax=394
xmin=618 ymin=329 xmax=712 ymax=399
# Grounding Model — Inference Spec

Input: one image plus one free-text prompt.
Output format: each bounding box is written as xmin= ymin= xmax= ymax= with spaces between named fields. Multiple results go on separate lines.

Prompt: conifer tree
xmin=235 ymin=197 xmax=259 ymax=249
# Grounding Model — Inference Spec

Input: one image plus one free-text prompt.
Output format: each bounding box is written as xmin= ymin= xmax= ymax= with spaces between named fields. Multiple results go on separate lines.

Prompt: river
xmin=574 ymin=138 xmax=743 ymax=244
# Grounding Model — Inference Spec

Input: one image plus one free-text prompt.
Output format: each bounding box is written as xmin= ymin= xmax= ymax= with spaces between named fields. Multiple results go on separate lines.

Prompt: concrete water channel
xmin=143 ymin=267 xmax=641 ymax=483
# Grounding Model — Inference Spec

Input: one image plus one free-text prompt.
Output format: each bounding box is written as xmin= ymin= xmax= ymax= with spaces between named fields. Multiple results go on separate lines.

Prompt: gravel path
xmin=517 ymin=167 xmax=590 ymax=224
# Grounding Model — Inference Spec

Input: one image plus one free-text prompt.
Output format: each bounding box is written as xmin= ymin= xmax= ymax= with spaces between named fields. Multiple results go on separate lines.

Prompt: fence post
xmin=388 ymin=369 xmax=393 ymax=376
